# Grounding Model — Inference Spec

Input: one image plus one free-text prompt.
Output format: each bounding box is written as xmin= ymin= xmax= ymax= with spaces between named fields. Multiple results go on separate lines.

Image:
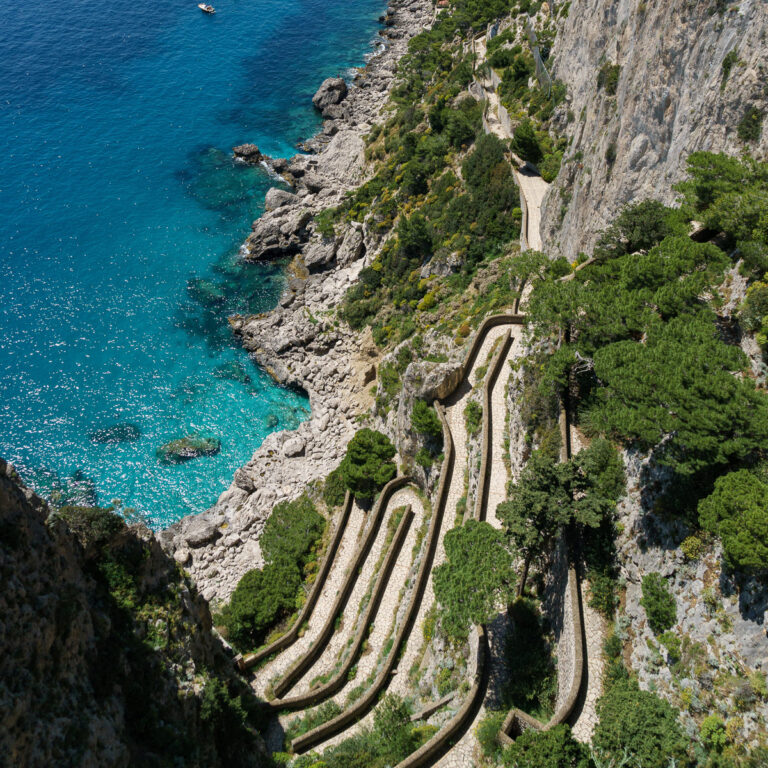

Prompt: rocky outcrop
xmin=312 ymin=77 xmax=348 ymax=117
xmin=541 ymin=0 xmax=768 ymax=261
xmin=232 ymin=143 xmax=263 ymax=163
xmin=0 ymin=458 xmax=265 ymax=768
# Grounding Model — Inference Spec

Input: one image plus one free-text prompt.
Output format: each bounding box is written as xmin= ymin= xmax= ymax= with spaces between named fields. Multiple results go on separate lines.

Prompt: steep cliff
xmin=542 ymin=0 xmax=768 ymax=260
xmin=0 ymin=458 xmax=266 ymax=768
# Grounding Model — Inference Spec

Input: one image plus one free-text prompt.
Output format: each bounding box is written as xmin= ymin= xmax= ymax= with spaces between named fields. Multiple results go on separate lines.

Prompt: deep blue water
xmin=0 ymin=0 xmax=384 ymax=526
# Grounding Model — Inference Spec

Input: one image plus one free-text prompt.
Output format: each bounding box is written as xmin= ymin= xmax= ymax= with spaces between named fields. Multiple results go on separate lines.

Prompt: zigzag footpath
xmin=288 ymin=316 xmax=523 ymax=761
xmin=472 ymin=32 xmax=550 ymax=251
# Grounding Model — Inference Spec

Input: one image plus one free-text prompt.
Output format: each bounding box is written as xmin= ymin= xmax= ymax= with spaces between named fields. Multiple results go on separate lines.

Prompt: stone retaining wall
xmin=277 ymin=504 xmax=414 ymax=713
xmin=473 ymin=330 xmax=513 ymax=521
xmin=291 ymin=403 xmax=455 ymax=751
xmin=497 ymin=402 xmax=585 ymax=746
xmin=394 ymin=626 xmax=489 ymax=768
xmin=272 ymin=475 xmax=411 ymax=698
xmin=236 ymin=491 xmax=355 ymax=671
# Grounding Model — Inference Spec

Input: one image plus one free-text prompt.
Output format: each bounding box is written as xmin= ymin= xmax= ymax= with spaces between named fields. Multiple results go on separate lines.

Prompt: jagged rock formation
xmin=542 ymin=0 xmax=768 ymax=260
xmin=0 ymin=459 xmax=266 ymax=768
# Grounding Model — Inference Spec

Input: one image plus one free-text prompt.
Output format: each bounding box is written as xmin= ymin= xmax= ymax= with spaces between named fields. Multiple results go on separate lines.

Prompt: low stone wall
xmin=278 ymin=504 xmax=414 ymax=713
xmin=272 ymin=475 xmax=411 ymax=698
xmin=291 ymin=403 xmax=455 ymax=752
xmin=497 ymin=402 xmax=586 ymax=746
xmin=394 ymin=625 xmax=489 ymax=768
xmin=236 ymin=491 xmax=355 ymax=671
xmin=473 ymin=330 xmax=513 ymax=521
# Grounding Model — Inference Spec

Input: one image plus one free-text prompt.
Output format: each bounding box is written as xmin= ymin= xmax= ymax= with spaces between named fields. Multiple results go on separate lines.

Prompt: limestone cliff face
xmin=0 ymin=459 xmax=265 ymax=768
xmin=542 ymin=0 xmax=768 ymax=260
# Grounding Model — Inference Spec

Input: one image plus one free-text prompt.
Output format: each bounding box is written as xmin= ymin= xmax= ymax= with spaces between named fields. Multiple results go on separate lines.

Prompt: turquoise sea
xmin=0 ymin=0 xmax=385 ymax=526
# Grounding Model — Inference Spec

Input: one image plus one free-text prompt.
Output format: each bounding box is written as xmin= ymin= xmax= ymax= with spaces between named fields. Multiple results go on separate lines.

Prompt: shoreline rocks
xmin=312 ymin=77 xmax=349 ymax=117
xmin=160 ymin=0 xmax=435 ymax=602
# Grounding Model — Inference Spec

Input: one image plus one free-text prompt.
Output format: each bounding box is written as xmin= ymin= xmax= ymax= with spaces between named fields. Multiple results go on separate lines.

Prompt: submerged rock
xmin=312 ymin=77 xmax=348 ymax=117
xmin=187 ymin=277 xmax=226 ymax=307
xmin=212 ymin=360 xmax=252 ymax=385
xmin=88 ymin=422 xmax=142 ymax=444
xmin=156 ymin=435 xmax=221 ymax=464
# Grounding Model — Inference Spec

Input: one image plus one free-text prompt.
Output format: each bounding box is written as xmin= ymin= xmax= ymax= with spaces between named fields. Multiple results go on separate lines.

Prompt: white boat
xmin=198 ymin=4 xmax=215 ymax=13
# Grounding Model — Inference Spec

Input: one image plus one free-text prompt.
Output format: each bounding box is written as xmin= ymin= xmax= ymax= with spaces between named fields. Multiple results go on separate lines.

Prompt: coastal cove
xmin=0 ymin=0 xmax=388 ymax=527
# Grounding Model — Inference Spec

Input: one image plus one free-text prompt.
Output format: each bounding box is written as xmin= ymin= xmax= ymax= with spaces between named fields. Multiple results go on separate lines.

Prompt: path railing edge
xmin=272 ymin=475 xmax=411 ymax=698
xmin=278 ymin=503 xmax=415 ymax=714
xmin=290 ymin=402 xmax=455 ymax=752
xmin=236 ymin=491 xmax=355 ymax=672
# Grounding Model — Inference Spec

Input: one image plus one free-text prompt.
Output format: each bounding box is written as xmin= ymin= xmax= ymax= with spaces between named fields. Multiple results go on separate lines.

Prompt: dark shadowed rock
xmin=312 ymin=77 xmax=348 ymax=117
xmin=232 ymin=143 xmax=262 ymax=163
xmin=88 ymin=422 xmax=142 ymax=444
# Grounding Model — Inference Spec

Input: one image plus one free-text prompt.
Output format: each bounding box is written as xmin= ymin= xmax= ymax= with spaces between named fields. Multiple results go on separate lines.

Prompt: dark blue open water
xmin=0 ymin=0 xmax=384 ymax=526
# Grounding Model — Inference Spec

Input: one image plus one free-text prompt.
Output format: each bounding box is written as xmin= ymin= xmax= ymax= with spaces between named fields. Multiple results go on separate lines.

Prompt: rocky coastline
xmin=160 ymin=0 xmax=434 ymax=603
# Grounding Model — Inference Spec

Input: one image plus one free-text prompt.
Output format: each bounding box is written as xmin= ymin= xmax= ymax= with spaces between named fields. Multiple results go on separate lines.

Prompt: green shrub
xmin=216 ymin=559 xmax=302 ymax=650
xmin=721 ymin=50 xmax=739 ymax=90
xmin=510 ymin=118 xmax=543 ymax=164
xmin=286 ymin=700 xmax=342 ymax=742
xmin=597 ymin=62 xmax=621 ymax=95
xmin=640 ymin=572 xmax=677 ymax=634
xmin=199 ymin=678 xmax=250 ymax=757
xmin=415 ymin=448 xmax=435 ymax=469
xmin=477 ymin=711 xmax=506 ymax=759
xmin=433 ymin=520 xmax=516 ymax=641
xmin=701 ymin=715 xmax=728 ymax=752
xmin=339 ymin=428 xmax=397 ymax=501
xmin=464 ymin=400 xmax=482 ymax=435
xmin=587 ymin=571 xmax=618 ymax=618
xmin=57 ymin=505 xmax=125 ymax=554
xmin=737 ymin=106 xmax=763 ymax=143
xmin=698 ymin=469 xmax=768 ymax=571
xmin=411 ymin=399 xmax=442 ymax=438
xmin=260 ymin=494 xmax=325 ymax=569
xmin=593 ymin=678 xmax=687 ymax=768
xmin=680 ymin=533 xmax=705 ymax=561
xmin=502 ymin=724 xmax=592 ymax=768
xmin=323 ymin=466 xmax=347 ymax=508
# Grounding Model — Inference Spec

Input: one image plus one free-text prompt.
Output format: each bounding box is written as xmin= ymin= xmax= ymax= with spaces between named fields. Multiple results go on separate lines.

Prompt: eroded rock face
xmin=541 ymin=0 xmax=768 ymax=261
xmin=312 ymin=77 xmax=348 ymax=117
xmin=0 ymin=459 xmax=264 ymax=767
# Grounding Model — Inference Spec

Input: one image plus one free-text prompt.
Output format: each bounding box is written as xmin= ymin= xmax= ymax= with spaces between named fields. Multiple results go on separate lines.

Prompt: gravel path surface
xmin=288 ymin=488 xmax=415 ymax=695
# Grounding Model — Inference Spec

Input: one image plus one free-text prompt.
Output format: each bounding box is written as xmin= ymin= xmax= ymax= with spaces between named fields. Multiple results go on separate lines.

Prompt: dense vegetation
xmin=215 ymin=495 xmax=326 ymax=650
xmin=433 ymin=518 xmax=517 ymax=640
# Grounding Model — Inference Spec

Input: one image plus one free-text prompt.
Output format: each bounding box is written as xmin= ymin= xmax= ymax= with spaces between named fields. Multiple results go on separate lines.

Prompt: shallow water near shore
xmin=0 ymin=0 xmax=385 ymax=526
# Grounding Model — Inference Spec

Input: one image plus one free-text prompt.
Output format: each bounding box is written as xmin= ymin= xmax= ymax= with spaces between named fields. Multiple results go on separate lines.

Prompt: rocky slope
xmin=0 ymin=458 xmax=266 ymax=768
xmin=542 ymin=0 xmax=768 ymax=260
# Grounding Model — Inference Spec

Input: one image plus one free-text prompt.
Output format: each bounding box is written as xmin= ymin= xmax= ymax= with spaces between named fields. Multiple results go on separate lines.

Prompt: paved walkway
xmin=288 ymin=488 xmax=419 ymax=696
xmin=473 ymin=36 xmax=549 ymax=252
xmin=251 ymin=502 xmax=367 ymax=699
xmin=435 ymin=332 xmax=521 ymax=768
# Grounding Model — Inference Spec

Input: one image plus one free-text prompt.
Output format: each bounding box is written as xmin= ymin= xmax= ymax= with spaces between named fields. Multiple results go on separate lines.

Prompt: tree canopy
xmin=698 ymin=469 xmax=768 ymax=571
xmin=339 ymin=428 xmax=397 ymax=501
xmin=593 ymin=678 xmax=687 ymax=768
xmin=260 ymin=494 xmax=325 ymax=570
xmin=433 ymin=519 xmax=516 ymax=640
